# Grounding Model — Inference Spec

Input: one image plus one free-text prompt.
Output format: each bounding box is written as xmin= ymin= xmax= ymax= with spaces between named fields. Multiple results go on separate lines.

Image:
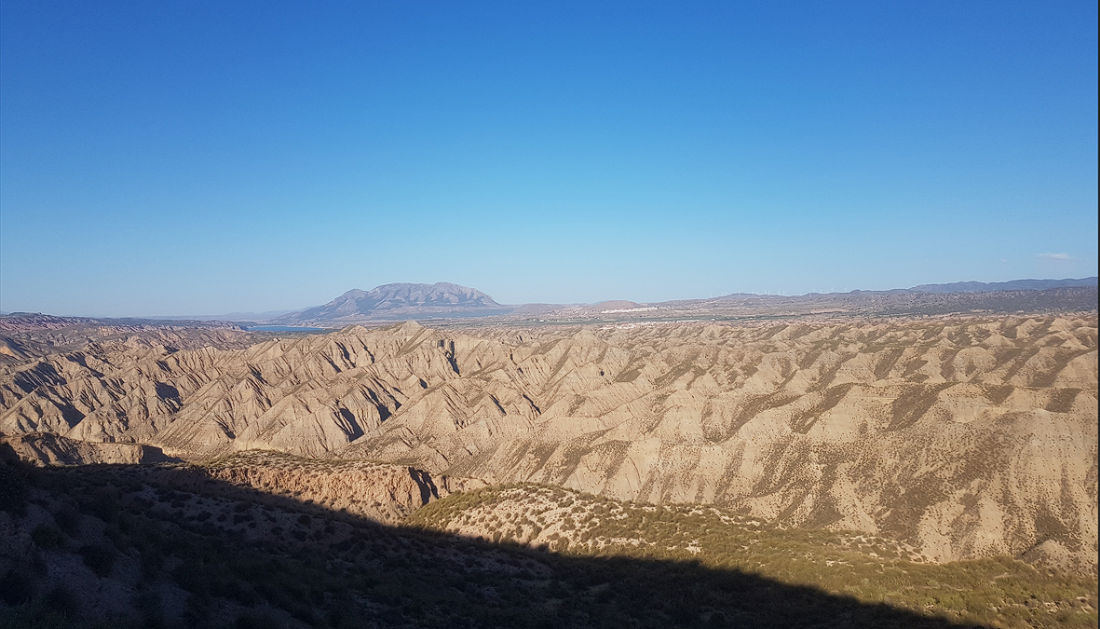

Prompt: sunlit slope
xmin=1 ymin=315 xmax=1096 ymax=571
xmin=407 ymin=483 xmax=1098 ymax=629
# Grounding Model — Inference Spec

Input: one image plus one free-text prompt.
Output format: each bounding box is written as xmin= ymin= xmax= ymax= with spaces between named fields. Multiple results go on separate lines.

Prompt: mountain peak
xmin=277 ymin=283 xmax=510 ymax=324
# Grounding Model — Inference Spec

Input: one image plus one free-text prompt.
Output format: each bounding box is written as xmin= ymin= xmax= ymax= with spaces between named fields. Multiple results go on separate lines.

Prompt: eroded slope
xmin=1 ymin=315 xmax=1096 ymax=572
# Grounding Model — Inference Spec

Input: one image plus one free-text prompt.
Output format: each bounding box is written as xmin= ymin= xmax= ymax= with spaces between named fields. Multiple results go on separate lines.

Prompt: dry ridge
xmin=0 ymin=315 xmax=1096 ymax=573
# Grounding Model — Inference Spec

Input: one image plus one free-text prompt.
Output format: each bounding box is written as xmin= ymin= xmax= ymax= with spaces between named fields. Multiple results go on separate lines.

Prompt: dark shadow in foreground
xmin=0 ymin=453 xmax=1002 ymax=629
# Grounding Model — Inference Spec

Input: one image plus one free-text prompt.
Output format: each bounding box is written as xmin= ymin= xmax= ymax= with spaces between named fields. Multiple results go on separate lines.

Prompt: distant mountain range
xmin=274 ymin=282 xmax=511 ymax=325
xmin=909 ymin=277 xmax=1097 ymax=293
xmin=262 ymin=277 xmax=1098 ymax=325
xmin=5 ymin=278 xmax=1095 ymax=326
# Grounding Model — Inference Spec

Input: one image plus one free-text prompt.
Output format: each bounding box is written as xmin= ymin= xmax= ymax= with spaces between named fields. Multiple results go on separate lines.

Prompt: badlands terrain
xmin=0 ymin=288 xmax=1097 ymax=628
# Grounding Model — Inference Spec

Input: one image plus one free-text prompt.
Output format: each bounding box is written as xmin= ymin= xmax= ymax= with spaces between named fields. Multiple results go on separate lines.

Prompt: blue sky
xmin=1 ymin=1 xmax=1096 ymax=316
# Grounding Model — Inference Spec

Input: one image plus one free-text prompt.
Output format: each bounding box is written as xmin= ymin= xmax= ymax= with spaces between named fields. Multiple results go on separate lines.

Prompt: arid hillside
xmin=1 ymin=315 xmax=1096 ymax=573
xmin=10 ymin=454 xmax=1096 ymax=628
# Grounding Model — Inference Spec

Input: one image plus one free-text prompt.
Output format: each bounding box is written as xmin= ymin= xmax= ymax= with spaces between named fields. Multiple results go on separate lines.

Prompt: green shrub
xmin=78 ymin=543 xmax=117 ymax=577
xmin=43 ymin=585 xmax=79 ymax=617
xmin=51 ymin=505 xmax=81 ymax=536
xmin=0 ymin=460 xmax=28 ymax=514
xmin=30 ymin=525 xmax=66 ymax=550
xmin=235 ymin=611 xmax=283 ymax=629
xmin=0 ymin=569 xmax=35 ymax=605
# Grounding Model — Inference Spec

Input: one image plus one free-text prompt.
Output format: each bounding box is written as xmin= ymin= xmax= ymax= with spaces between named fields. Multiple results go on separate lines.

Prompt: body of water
xmin=247 ymin=325 xmax=326 ymax=332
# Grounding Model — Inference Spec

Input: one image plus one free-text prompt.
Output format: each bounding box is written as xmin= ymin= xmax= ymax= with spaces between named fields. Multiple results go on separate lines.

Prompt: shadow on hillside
xmin=0 ymin=455 xmax=991 ymax=629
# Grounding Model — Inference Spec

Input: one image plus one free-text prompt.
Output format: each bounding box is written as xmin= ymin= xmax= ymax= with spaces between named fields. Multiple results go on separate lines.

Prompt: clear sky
xmin=1 ymin=1 xmax=1096 ymax=316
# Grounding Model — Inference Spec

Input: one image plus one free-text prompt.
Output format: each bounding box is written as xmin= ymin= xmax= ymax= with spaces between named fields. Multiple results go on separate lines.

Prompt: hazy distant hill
xmin=910 ymin=277 xmax=1097 ymax=293
xmin=276 ymin=282 xmax=512 ymax=324
xmin=0 ymin=312 xmax=242 ymax=333
xmin=269 ymin=278 xmax=1098 ymax=326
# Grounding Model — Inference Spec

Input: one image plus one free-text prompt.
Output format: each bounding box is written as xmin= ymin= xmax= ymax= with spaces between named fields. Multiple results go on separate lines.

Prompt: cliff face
xmin=1 ymin=316 xmax=1096 ymax=572
xmin=0 ymin=433 xmax=175 ymax=466
xmin=197 ymin=451 xmax=443 ymax=525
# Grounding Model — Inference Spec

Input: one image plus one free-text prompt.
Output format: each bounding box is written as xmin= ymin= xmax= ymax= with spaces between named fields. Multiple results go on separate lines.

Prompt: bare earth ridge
xmin=1 ymin=314 xmax=1096 ymax=574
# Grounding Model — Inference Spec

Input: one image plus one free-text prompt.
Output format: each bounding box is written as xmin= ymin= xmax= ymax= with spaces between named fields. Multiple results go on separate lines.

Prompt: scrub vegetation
xmin=1 ymin=457 xmax=1095 ymax=629
xmin=410 ymin=484 xmax=1099 ymax=629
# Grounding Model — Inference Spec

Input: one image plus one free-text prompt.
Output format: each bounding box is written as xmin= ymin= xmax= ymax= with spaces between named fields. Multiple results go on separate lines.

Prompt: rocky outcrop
xmin=1 ymin=433 xmax=175 ymax=465
xmin=196 ymin=451 xmax=443 ymax=524
xmin=0 ymin=315 xmax=1096 ymax=572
